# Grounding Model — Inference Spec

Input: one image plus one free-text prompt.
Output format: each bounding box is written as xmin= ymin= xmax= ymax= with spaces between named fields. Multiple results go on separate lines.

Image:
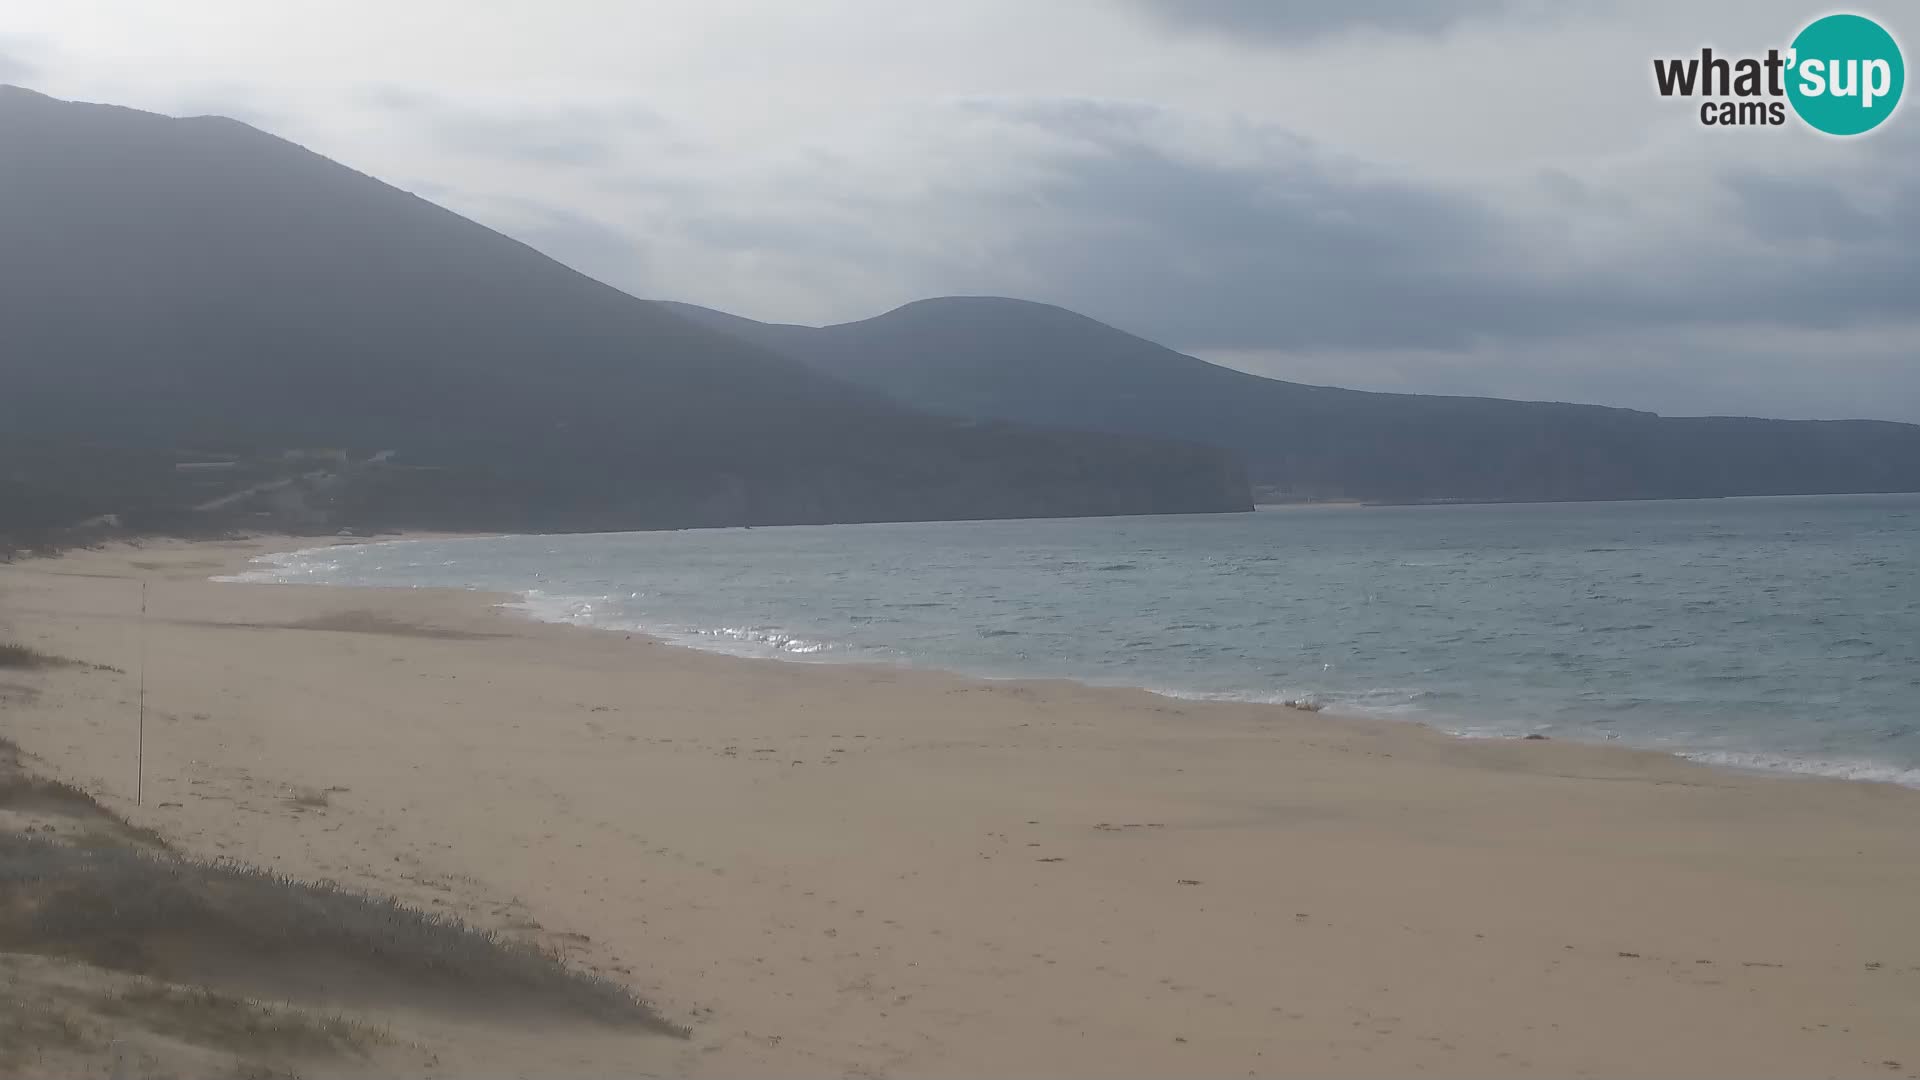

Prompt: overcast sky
xmin=5 ymin=1 xmax=1915 ymax=420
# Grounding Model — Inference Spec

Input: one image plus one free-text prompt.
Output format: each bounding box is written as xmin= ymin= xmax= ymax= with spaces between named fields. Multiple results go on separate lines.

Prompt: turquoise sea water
xmin=229 ymin=495 xmax=1920 ymax=786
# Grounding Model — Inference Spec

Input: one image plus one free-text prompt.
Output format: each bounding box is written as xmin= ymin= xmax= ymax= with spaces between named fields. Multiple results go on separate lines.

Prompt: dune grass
xmin=0 ymin=986 xmax=95 ymax=1066
xmin=1 ymin=696 xmax=680 ymax=1046
xmin=0 ymin=642 xmax=66 ymax=669
xmin=0 ymin=641 xmax=118 ymax=673
xmin=0 ymin=737 xmax=170 ymax=849
xmin=0 ymin=767 xmax=102 ymax=817
xmin=93 ymin=981 xmax=382 ymax=1058
xmin=0 ymin=832 xmax=676 ymax=1032
xmin=0 ymin=955 xmax=381 ymax=1077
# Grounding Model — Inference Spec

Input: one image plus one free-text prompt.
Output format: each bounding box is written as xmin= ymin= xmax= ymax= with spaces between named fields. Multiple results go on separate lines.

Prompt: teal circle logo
xmin=1787 ymin=14 xmax=1904 ymax=135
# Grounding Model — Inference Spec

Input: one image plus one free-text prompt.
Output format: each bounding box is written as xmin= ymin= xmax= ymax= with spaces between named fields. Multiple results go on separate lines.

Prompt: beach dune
xmin=2 ymin=538 xmax=1917 ymax=1077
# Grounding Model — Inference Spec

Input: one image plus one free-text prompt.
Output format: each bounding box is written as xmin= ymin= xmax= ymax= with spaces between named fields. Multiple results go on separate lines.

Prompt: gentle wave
xmin=371 ymin=588 xmax=1633 ymax=755
xmin=214 ymin=498 xmax=1920 ymax=792
xmin=506 ymin=590 xmax=836 ymax=658
xmin=224 ymin=547 xmax=1920 ymax=790
xmin=1678 ymin=750 xmax=1920 ymax=788
xmin=211 ymin=546 xmax=338 ymax=583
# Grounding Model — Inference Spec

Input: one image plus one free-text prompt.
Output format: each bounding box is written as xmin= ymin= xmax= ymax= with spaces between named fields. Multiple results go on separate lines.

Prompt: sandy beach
xmin=3 ymin=535 xmax=1918 ymax=1078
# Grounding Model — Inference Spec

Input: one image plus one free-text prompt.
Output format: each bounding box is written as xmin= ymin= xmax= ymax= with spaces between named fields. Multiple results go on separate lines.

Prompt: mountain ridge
xmin=0 ymin=86 xmax=1249 ymax=538
xmin=663 ymin=295 xmax=1920 ymax=504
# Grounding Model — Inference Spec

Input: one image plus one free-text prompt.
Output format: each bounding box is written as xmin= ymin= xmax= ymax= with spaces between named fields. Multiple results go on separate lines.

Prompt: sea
xmin=223 ymin=494 xmax=1920 ymax=787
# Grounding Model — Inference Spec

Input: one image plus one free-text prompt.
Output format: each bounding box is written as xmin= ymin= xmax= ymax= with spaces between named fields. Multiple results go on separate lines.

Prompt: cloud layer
xmin=1125 ymin=0 xmax=1516 ymax=42
xmin=5 ymin=0 xmax=1916 ymax=420
xmin=0 ymin=39 xmax=40 ymax=84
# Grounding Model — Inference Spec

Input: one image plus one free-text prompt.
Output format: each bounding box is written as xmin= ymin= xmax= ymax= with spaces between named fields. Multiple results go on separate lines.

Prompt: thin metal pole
xmin=137 ymin=580 xmax=147 ymax=806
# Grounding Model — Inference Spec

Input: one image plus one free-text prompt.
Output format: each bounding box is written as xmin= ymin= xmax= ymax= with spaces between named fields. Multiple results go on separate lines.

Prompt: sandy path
xmin=2 ymin=537 xmax=1917 ymax=1078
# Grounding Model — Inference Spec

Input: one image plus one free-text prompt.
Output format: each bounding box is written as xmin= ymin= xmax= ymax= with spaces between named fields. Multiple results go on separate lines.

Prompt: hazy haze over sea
xmin=231 ymin=495 xmax=1920 ymax=787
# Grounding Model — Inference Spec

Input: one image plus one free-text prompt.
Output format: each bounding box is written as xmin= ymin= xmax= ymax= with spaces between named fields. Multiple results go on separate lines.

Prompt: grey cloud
xmin=920 ymin=102 xmax=1547 ymax=349
xmin=359 ymin=84 xmax=433 ymax=113
xmin=357 ymin=86 xmax=667 ymax=168
xmin=472 ymin=196 xmax=652 ymax=294
xmin=13 ymin=0 xmax=1903 ymax=424
xmin=953 ymin=96 xmax=1170 ymax=142
xmin=419 ymin=89 xmax=1918 ymax=386
xmin=676 ymin=209 xmax=900 ymax=264
xmin=333 ymin=82 xmax=1915 ymax=421
xmin=1667 ymin=134 xmax=1920 ymax=333
xmin=1125 ymin=0 xmax=1515 ymax=42
xmin=444 ymin=123 xmax=615 ymax=168
xmin=1722 ymin=137 xmax=1920 ymax=283
xmin=0 ymin=43 xmax=42 ymax=86
xmin=1001 ymin=147 xmax=1505 ymax=349
xmin=919 ymin=101 xmax=1920 ymax=355
xmin=1723 ymin=173 xmax=1883 ymax=244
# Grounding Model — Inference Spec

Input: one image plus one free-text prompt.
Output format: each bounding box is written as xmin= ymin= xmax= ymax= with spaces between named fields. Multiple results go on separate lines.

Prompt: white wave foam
xmin=210 ymin=546 xmax=342 ymax=584
xmin=211 ymin=536 xmax=463 ymax=585
xmin=501 ymin=589 xmax=614 ymax=627
xmin=1678 ymin=749 xmax=1920 ymax=789
xmin=1138 ymin=685 xmax=1319 ymax=709
xmin=1139 ymin=685 xmax=1920 ymax=788
xmin=686 ymin=626 xmax=832 ymax=656
xmin=500 ymin=592 xmax=834 ymax=658
xmin=1136 ymin=684 xmax=1449 ymax=721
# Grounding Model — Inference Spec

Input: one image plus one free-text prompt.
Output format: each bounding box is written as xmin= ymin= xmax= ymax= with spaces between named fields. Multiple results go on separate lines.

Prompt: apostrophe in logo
xmin=1787 ymin=14 xmax=1904 ymax=134
xmin=1653 ymin=12 xmax=1904 ymax=135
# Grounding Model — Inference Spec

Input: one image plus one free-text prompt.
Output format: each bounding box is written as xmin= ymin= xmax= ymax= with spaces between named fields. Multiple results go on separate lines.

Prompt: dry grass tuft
xmin=0 ymin=738 xmax=169 ymax=850
xmin=0 ymin=641 xmax=118 ymax=673
xmin=0 ymin=641 xmax=68 ymax=669
xmin=92 ymin=981 xmax=381 ymax=1058
xmin=0 ymin=986 xmax=97 ymax=1070
xmin=0 ymin=954 xmax=380 ymax=1077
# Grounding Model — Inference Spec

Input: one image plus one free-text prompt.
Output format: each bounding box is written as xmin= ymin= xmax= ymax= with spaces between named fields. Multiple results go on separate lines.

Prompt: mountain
xmin=665 ymin=296 xmax=1920 ymax=504
xmin=0 ymin=87 xmax=1247 ymax=541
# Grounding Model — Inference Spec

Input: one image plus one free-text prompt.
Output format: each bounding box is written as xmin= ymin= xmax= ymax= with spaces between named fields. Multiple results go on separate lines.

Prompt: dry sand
xmin=2 ymin=536 xmax=1917 ymax=1078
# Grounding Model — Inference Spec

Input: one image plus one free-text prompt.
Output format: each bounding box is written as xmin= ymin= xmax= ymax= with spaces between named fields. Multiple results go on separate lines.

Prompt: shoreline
xmin=4 ymin=535 xmax=1918 ymax=1076
xmin=239 ymin=532 xmax=1920 ymax=793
